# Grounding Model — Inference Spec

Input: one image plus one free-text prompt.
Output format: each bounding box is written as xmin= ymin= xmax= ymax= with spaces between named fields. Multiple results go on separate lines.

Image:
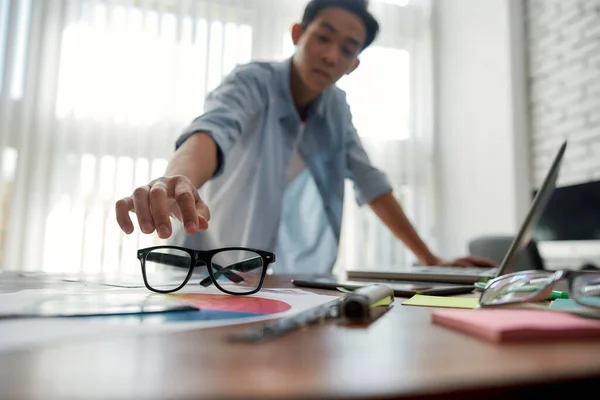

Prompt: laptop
xmin=346 ymin=140 xmax=567 ymax=285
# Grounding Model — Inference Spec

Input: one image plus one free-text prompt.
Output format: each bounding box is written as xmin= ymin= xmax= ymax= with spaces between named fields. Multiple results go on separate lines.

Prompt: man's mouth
xmin=313 ymin=69 xmax=331 ymax=80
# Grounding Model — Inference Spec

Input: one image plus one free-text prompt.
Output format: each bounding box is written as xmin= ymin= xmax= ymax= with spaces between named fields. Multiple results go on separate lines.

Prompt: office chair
xmin=468 ymin=235 xmax=546 ymax=273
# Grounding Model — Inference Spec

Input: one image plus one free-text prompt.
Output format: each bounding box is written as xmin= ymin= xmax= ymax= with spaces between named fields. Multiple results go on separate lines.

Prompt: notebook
xmin=347 ymin=141 xmax=567 ymax=285
xmin=431 ymin=308 xmax=600 ymax=342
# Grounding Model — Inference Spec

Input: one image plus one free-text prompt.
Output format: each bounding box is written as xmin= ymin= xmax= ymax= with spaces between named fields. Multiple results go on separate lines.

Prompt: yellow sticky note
xmin=402 ymin=294 xmax=479 ymax=309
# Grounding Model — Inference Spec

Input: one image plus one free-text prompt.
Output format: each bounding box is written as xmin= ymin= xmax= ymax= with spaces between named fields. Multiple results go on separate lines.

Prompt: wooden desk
xmin=1 ymin=272 xmax=599 ymax=399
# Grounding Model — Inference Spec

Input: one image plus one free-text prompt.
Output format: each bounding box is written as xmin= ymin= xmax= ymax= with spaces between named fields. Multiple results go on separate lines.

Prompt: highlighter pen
xmin=339 ymin=283 xmax=394 ymax=324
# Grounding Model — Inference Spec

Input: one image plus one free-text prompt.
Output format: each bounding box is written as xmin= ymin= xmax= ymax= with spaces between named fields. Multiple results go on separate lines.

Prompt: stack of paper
xmin=432 ymin=309 xmax=600 ymax=342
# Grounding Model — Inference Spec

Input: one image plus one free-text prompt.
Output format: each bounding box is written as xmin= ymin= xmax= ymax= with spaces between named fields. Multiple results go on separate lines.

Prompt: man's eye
xmin=317 ymin=35 xmax=330 ymax=43
xmin=342 ymin=48 xmax=354 ymax=57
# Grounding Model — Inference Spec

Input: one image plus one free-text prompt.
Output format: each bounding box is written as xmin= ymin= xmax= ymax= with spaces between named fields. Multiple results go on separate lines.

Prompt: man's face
xmin=292 ymin=7 xmax=366 ymax=92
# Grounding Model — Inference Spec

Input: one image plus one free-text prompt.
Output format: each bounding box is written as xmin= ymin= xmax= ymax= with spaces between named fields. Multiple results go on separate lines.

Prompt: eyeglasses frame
xmin=137 ymin=245 xmax=276 ymax=295
xmin=479 ymin=269 xmax=600 ymax=309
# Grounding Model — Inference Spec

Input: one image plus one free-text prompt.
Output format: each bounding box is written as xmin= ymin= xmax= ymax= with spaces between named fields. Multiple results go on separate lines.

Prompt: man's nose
xmin=322 ymin=43 xmax=339 ymax=67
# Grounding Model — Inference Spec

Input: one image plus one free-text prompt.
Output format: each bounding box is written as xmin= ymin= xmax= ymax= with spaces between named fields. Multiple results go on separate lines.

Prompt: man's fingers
xmin=196 ymin=198 xmax=210 ymax=230
xmin=149 ymin=183 xmax=172 ymax=238
xmin=454 ymin=260 xmax=473 ymax=267
xmin=450 ymin=257 xmax=497 ymax=268
xmin=173 ymin=181 xmax=201 ymax=234
xmin=132 ymin=186 xmax=155 ymax=234
xmin=115 ymin=197 xmax=135 ymax=234
xmin=438 ymin=256 xmax=498 ymax=268
xmin=445 ymin=258 xmax=475 ymax=267
xmin=117 ymin=176 xmax=210 ymax=238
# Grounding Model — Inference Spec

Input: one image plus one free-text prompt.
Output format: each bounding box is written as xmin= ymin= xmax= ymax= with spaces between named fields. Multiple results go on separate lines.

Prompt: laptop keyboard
xmin=416 ymin=266 xmax=498 ymax=275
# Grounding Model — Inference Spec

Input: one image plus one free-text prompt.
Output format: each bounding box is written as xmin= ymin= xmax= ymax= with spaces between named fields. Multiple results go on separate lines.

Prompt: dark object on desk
xmin=291 ymin=277 xmax=475 ymax=297
xmin=532 ymin=179 xmax=600 ymax=241
xmin=339 ymin=283 xmax=394 ymax=324
xmin=581 ymin=263 xmax=599 ymax=271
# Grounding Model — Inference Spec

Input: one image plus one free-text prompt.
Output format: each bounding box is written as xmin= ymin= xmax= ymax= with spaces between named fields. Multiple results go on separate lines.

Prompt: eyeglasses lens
xmin=144 ymin=248 xmax=197 ymax=291
xmin=210 ymin=250 xmax=264 ymax=294
xmin=572 ymin=273 xmax=600 ymax=309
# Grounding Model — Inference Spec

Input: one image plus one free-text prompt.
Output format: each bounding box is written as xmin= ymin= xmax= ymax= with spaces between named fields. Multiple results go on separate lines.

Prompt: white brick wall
xmin=527 ymin=0 xmax=600 ymax=187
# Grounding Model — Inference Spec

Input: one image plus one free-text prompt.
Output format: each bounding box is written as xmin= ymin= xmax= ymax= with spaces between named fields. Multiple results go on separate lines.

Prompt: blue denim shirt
xmin=174 ymin=58 xmax=392 ymax=274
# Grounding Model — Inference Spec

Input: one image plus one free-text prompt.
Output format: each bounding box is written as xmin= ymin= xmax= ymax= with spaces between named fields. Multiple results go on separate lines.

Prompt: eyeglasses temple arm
xmin=199 ymin=257 xmax=264 ymax=287
xmin=199 ymin=263 xmax=245 ymax=287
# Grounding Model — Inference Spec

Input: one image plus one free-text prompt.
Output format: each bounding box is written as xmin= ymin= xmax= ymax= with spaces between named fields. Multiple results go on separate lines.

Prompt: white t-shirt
xmin=273 ymin=122 xmax=337 ymax=274
xmin=286 ymin=123 xmax=306 ymax=186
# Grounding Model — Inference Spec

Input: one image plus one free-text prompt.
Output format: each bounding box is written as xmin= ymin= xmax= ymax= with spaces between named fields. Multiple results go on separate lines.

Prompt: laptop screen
xmin=495 ymin=141 xmax=567 ymax=277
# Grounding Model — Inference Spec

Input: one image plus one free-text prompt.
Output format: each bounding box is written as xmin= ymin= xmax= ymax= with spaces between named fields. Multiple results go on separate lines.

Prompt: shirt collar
xmin=274 ymin=57 xmax=327 ymax=122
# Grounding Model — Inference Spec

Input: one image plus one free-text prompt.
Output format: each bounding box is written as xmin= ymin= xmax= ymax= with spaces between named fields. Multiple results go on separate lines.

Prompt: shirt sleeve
xmin=343 ymin=104 xmax=393 ymax=206
xmin=176 ymin=64 xmax=268 ymax=178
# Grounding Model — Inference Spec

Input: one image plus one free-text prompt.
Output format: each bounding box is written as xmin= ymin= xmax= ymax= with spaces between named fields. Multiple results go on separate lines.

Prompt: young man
xmin=115 ymin=0 xmax=495 ymax=273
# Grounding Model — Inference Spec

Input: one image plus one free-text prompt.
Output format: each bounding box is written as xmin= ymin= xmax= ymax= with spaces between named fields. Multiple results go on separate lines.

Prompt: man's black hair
xmin=301 ymin=0 xmax=380 ymax=50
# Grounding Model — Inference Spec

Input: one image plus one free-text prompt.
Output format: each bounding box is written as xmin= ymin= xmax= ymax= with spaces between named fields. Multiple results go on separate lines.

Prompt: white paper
xmin=0 ymin=286 xmax=338 ymax=354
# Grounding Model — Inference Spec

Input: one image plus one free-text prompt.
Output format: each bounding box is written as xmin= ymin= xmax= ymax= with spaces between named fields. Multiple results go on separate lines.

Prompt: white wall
xmin=432 ymin=0 xmax=531 ymax=258
xmin=527 ymin=0 xmax=600 ymax=187
xmin=526 ymin=0 xmax=600 ymax=269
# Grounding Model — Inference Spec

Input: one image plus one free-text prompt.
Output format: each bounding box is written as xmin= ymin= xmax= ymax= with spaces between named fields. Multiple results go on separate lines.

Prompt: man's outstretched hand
xmin=115 ymin=175 xmax=210 ymax=239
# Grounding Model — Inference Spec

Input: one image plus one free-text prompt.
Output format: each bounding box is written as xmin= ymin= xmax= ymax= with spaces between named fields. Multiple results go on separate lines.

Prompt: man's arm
xmin=340 ymin=94 xmax=496 ymax=268
xmin=368 ymin=191 xmax=438 ymax=265
xmin=339 ymin=97 xmax=439 ymax=264
xmin=115 ymin=134 xmax=216 ymax=238
xmin=368 ymin=191 xmax=498 ymax=267
xmin=165 ymin=133 xmax=217 ymax=188
xmin=116 ymin=64 xmax=266 ymax=238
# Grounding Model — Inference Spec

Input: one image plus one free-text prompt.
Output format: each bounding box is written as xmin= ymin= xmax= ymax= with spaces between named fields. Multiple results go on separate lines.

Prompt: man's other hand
xmin=115 ymin=175 xmax=210 ymax=239
xmin=434 ymin=256 xmax=498 ymax=268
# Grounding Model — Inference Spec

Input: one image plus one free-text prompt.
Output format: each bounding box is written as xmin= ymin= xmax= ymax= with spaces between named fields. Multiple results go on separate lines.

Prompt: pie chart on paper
xmin=97 ymin=293 xmax=292 ymax=325
xmin=131 ymin=293 xmax=293 ymax=323
xmin=64 ymin=293 xmax=295 ymax=324
xmin=170 ymin=293 xmax=292 ymax=314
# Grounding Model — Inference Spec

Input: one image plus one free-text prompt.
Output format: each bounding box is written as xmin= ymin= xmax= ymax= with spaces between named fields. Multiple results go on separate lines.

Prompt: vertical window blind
xmin=0 ymin=0 xmax=434 ymax=276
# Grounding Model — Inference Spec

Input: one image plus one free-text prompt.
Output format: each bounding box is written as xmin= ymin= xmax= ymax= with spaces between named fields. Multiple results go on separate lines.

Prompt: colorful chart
xmin=169 ymin=294 xmax=292 ymax=314
xmin=81 ymin=293 xmax=293 ymax=324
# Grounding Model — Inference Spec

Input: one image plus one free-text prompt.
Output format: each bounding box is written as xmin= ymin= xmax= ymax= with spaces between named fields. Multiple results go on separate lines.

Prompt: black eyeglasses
xmin=137 ymin=246 xmax=276 ymax=295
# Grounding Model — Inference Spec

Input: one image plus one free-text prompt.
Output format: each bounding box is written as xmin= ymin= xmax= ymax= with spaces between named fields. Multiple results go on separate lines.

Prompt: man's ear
xmin=291 ymin=23 xmax=304 ymax=45
xmin=346 ymin=58 xmax=360 ymax=75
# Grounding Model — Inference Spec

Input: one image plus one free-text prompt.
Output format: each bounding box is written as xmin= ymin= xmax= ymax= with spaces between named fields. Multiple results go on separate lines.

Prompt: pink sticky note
xmin=431 ymin=309 xmax=600 ymax=342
